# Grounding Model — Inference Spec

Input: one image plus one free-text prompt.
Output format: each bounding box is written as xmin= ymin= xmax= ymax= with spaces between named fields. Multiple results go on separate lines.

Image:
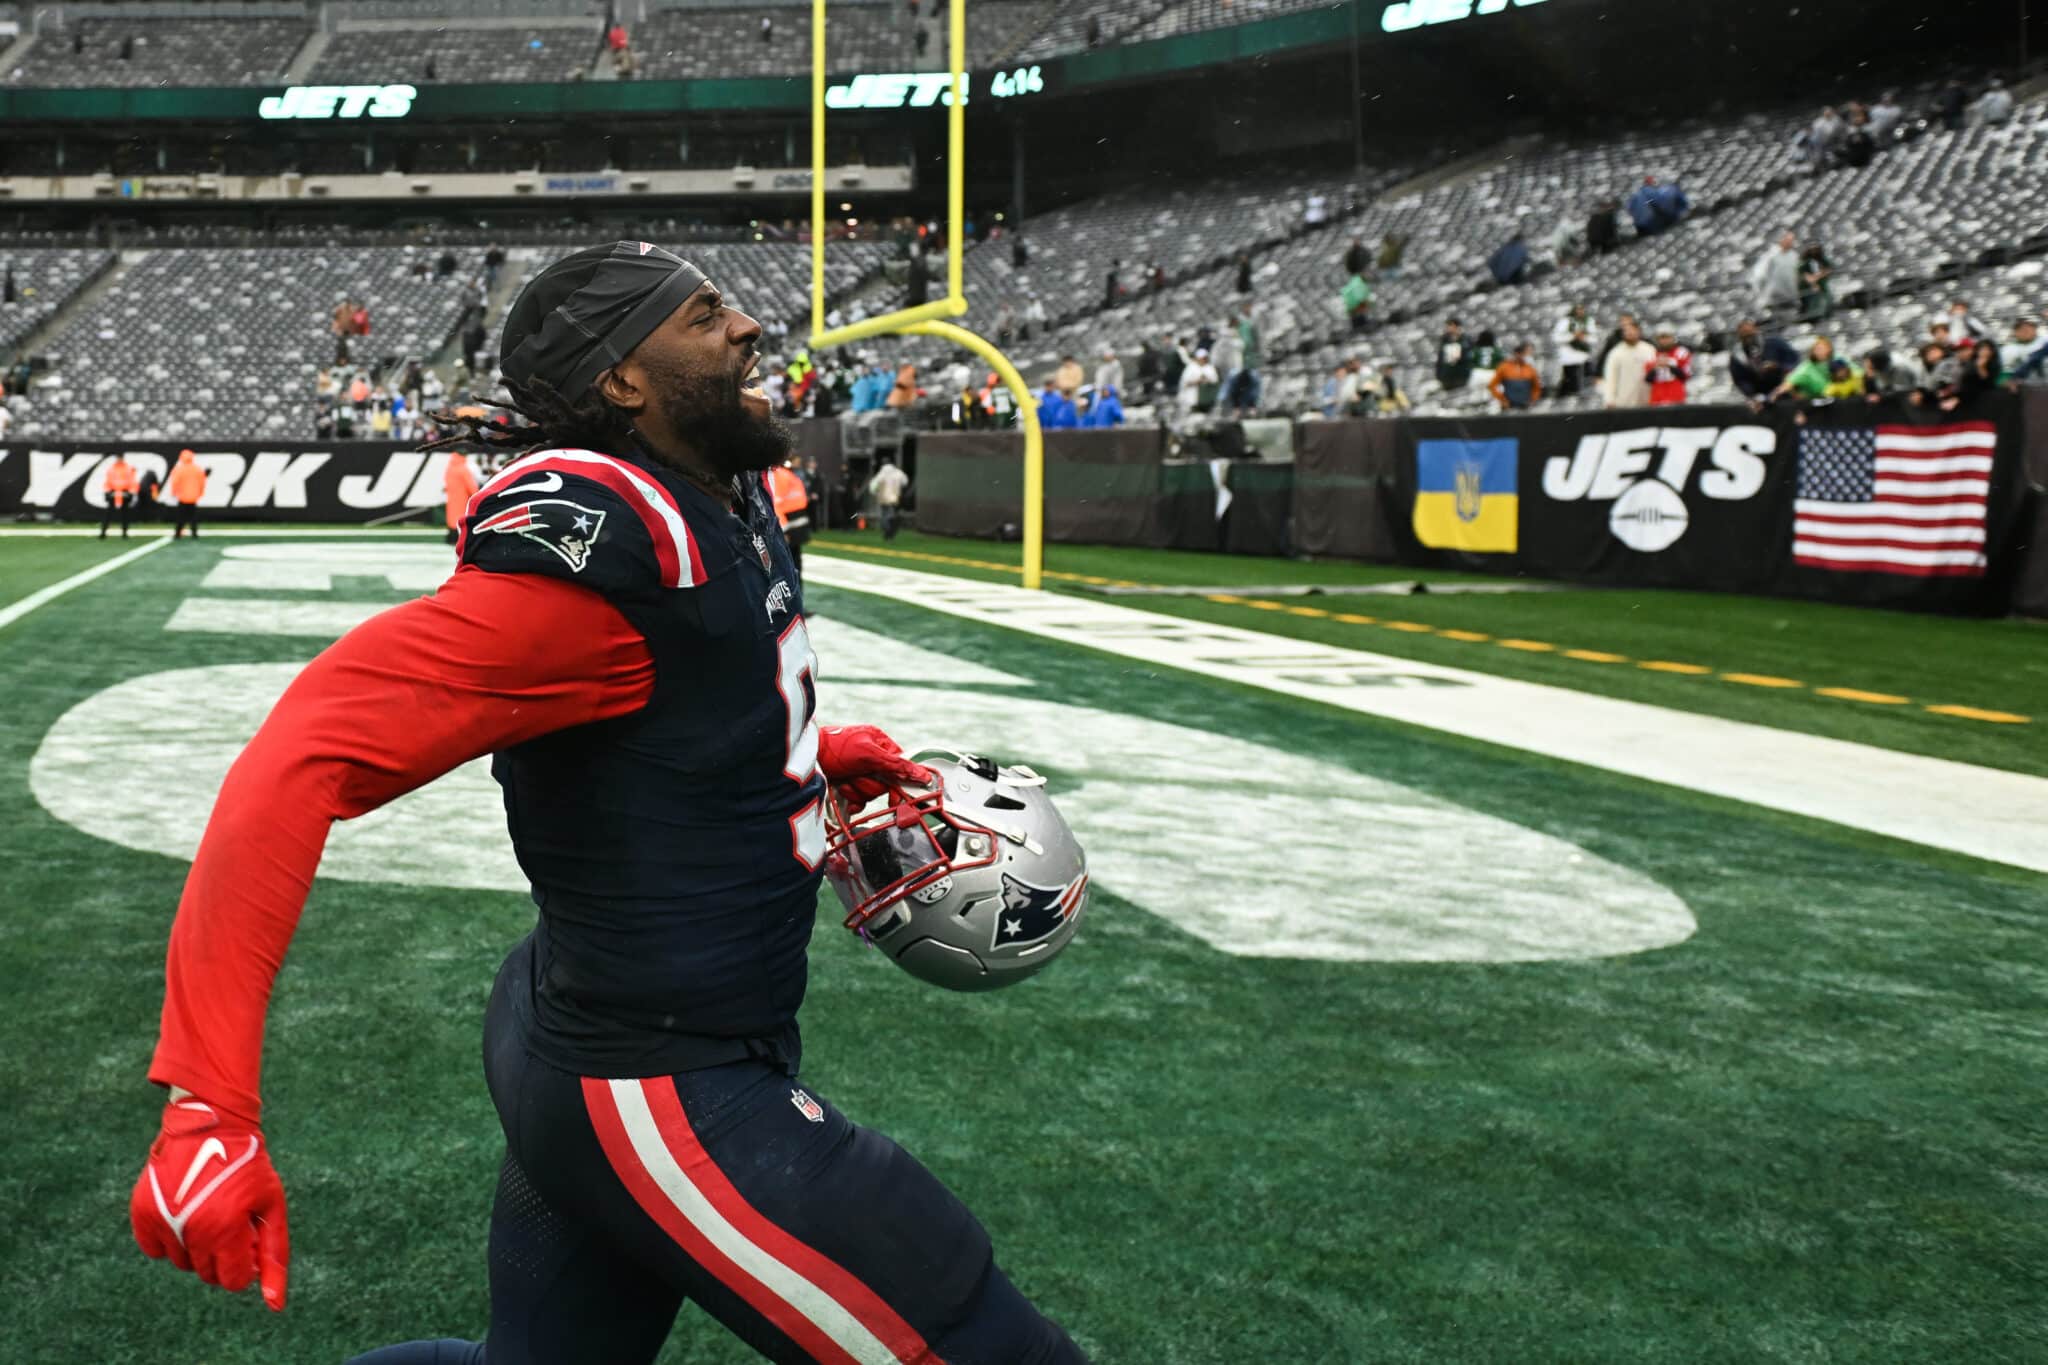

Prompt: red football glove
xmin=131 ymin=1097 xmax=290 ymax=1312
xmin=818 ymin=724 xmax=933 ymax=806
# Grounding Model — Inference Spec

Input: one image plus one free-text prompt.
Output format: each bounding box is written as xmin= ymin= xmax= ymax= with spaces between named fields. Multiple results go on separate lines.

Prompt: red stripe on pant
xmin=581 ymin=1076 xmax=938 ymax=1364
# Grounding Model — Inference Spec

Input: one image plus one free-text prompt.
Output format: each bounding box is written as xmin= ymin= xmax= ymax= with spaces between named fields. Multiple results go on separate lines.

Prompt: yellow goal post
xmin=807 ymin=0 xmax=1043 ymax=589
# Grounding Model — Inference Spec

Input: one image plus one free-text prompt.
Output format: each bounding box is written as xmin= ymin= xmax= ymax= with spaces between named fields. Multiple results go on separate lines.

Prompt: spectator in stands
xmin=1342 ymin=270 xmax=1373 ymax=333
xmin=1054 ymin=353 xmax=1084 ymax=400
xmin=1547 ymin=217 xmax=1585 ymax=268
xmin=1096 ymin=347 xmax=1124 ymax=399
xmin=1487 ymin=232 xmax=1530 ymax=286
xmin=1234 ymin=252 xmax=1254 ymax=294
xmin=887 ymin=362 xmax=918 ymax=409
xmin=915 ymin=23 xmax=930 ymax=56
xmin=1135 ymin=339 xmax=1163 ymax=400
xmin=1104 ymin=260 xmax=1121 ymax=309
xmin=1085 ymin=386 xmax=1125 ymax=429
xmin=2002 ymin=317 xmax=2048 ymax=380
xmin=1935 ymin=80 xmax=1967 ymax=131
xmin=1148 ymin=261 xmax=1166 ymax=292
xmin=1011 ymin=235 xmax=1028 ymax=269
xmin=1333 ymin=360 xmax=1368 ymax=417
xmin=1627 ymin=177 xmax=1689 ymax=237
xmin=1869 ymin=91 xmax=1904 ymax=142
xmin=99 ymin=454 xmax=138 ymax=540
xmin=1773 ymin=337 xmax=1840 ymax=401
xmin=761 ymin=15 xmax=774 ymax=43
xmin=483 ymin=244 xmax=506 ymax=291
xmin=1838 ymin=117 xmax=1876 ymax=169
xmin=1226 ymin=304 xmax=1262 ymax=416
xmin=1948 ymin=300 xmax=1992 ymax=342
xmin=1378 ymin=232 xmax=1407 ymax=277
xmin=1344 ymin=237 xmax=1370 ymax=278
xmin=1823 ymin=357 xmax=1866 ymax=400
xmin=1489 ymin=343 xmax=1543 ymax=411
xmin=1161 ymin=336 xmax=1187 ymax=395
xmin=330 ymin=298 xmax=353 ymax=363
xmin=1178 ymin=348 xmax=1219 ymax=415
xmin=1085 ymin=14 xmax=1102 ymax=46
xmin=1799 ymin=241 xmax=1834 ymax=322
xmin=1554 ymin=305 xmax=1593 ymax=397
xmin=1586 ymin=200 xmax=1620 ymax=256
xmin=436 ymin=249 xmax=458 ymax=278
xmin=1036 ymin=376 xmax=1078 ymax=429
xmin=1593 ymin=311 xmax=1638 ymax=379
xmin=166 ymin=449 xmax=206 ymax=540
xmin=1918 ymin=341 xmax=1962 ymax=405
xmin=1600 ymin=319 xmax=1656 ymax=407
xmin=1434 ymin=319 xmax=1471 ymax=391
xmin=1321 ymin=360 xmax=1355 ymax=418
xmin=1811 ymin=107 xmax=1845 ymax=165
xmin=352 ymin=300 xmax=371 ymax=346
xmin=1750 ymin=230 xmax=1801 ymax=330
xmin=1862 ymin=346 xmax=1925 ymax=401
xmin=1646 ymin=328 xmax=1692 ymax=406
xmin=995 ymin=303 xmax=1016 ymax=348
xmin=1371 ymin=365 xmax=1412 ymax=416
xmin=1469 ymin=330 xmax=1502 ymax=391
xmin=1023 ymin=294 xmax=1047 ymax=340
xmin=1946 ymin=340 xmax=2003 ymax=409
xmin=1974 ymin=78 xmax=2013 ymax=126
xmin=1928 ymin=319 xmax=1955 ymax=354
xmin=461 ymin=312 xmax=488 ymax=375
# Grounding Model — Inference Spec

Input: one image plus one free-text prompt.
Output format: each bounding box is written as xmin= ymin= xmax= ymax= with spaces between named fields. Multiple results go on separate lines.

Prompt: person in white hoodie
xmin=1600 ymin=318 xmax=1657 ymax=408
xmin=1177 ymin=346 xmax=1219 ymax=414
xmin=1750 ymin=230 xmax=1802 ymax=330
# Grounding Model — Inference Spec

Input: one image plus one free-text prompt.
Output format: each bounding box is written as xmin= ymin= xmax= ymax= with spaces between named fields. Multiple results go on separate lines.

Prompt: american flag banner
xmin=1793 ymin=421 xmax=1996 ymax=578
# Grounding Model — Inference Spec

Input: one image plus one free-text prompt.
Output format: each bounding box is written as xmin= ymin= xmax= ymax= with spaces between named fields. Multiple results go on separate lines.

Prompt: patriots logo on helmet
xmin=990 ymin=872 xmax=1088 ymax=953
xmin=474 ymin=498 xmax=607 ymax=573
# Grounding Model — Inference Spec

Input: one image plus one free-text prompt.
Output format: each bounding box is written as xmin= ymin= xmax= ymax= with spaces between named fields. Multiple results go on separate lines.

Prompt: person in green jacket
xmin=1341 ymin=272 xmax=1373 ymax=333
xmin=1774 ymin=337 xmax=1839 ymax=400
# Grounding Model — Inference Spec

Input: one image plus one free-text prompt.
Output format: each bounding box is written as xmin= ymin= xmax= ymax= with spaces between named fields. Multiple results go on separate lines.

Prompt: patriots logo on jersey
xmin=752 ymin=532 xmax=773 ymax=572
xmin=765 ymin=580 xmax=793 ymax=619
xmin=474 ymin=498 xmax=608 ymax=573
xmin=990 ymin=872 xmax=1088 ymax=953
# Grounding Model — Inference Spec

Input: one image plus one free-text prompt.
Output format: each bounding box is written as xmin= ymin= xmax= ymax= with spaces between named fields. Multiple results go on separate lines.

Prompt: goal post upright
xmin=808 ymin=0 xmax=1043 ymax=589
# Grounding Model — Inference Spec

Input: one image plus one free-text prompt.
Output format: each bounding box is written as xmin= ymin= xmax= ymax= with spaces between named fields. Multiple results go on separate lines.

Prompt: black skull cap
xmin=500 ymin=241 xmax=708 ymax=398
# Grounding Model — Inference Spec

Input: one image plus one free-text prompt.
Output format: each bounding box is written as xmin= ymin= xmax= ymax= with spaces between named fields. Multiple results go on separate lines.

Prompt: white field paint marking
xmin=0 ymin=535 xmax=171 ymax=633
xmin=33 ymin=665 xmax=1694 ymax=963
xmin=808 ymin=555 xmax=2048 ymax=876
xmin=166 ymin=598 xmax=395 ymax=638
xmin=204 ymin=542 xmax=455 ymax=591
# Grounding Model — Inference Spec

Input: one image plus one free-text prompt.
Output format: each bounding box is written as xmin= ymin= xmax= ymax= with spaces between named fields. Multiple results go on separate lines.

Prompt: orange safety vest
xmin=166 ymin=453 xmax=207 ymax=504
xmin=444 ymin=454 xmax=480 ymax=531
xmin=763 ymin=466 xmax=808 ymax=529
xmin=103 ymin=459 xmax=138 ymax=504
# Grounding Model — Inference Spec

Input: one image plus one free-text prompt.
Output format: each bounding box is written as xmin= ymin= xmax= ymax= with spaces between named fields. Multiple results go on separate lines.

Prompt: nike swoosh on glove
xmin=817 ymin=724 xmax=934 ymax=806
xmin=132 ymin=1098 xmax=290 ymax=1311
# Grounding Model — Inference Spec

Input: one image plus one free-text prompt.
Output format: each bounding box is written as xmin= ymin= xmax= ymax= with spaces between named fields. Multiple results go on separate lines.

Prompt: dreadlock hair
xmin=416 ymin=373 xmax=635 ymax=457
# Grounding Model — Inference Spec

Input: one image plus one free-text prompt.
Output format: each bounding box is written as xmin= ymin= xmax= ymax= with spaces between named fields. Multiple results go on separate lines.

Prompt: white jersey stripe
xmin=607 ymin=1080 xmax=900 ymax=1365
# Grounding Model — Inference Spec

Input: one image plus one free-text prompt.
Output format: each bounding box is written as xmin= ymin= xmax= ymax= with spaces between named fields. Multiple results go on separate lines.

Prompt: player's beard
xmin=642 ymin=351 xmax=792 ymax=481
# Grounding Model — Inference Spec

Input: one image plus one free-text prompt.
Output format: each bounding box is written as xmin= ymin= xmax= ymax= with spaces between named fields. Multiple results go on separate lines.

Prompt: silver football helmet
xmin=822 ymin=749 xmax=1089 ymax=992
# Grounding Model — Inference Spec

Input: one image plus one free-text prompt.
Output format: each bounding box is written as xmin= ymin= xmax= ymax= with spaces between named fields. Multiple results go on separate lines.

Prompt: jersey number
xmin=776 ymin=618 xmax=825 ymax=870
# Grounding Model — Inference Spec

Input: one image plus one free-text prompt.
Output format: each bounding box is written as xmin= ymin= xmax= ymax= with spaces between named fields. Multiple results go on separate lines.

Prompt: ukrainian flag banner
xmin=1413 ymin=437 xmax=1519 ymax=553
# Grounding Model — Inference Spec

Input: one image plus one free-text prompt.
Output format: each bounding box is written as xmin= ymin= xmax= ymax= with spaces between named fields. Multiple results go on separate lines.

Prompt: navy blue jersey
xmin=458 ymin=444 xmax=822 ymax=1075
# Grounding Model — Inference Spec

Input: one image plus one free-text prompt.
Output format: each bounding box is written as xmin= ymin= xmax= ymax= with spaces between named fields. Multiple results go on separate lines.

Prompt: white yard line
xmin=0 ymin=536 xmax=171 ymax=633
xmin=808 ymin=555 xmax=2048 ymax=877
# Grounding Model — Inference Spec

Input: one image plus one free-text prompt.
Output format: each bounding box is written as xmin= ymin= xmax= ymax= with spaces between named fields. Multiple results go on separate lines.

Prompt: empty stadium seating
xmin=0 ymin=250 xmax=116 ymax=357
xmin=307 ymin=21 xmax=601 ymax=86
xmin=2 ymin=17 xmax=308 ymax=87
xmin=628 ymin=0 xmax=1053 ymax=81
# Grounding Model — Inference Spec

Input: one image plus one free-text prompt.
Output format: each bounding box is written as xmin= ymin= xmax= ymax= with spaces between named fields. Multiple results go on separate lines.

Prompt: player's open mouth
xmin=739 ymin=354 xmax=764 ymax=400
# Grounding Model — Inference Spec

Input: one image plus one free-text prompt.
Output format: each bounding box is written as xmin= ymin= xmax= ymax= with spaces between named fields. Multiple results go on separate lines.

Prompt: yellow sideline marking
xmin=1817 ymin=687 xmax=1910 ymax=705
xmin=1925 ymin=704 xmax=2030 ymax=725
xmin=1722 ymin=673 xmax=1805 ymax=690
xmin=813 ymin=542 xmax=2032 ymax=727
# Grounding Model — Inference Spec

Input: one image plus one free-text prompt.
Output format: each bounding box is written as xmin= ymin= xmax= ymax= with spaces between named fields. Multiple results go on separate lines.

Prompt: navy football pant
xmin=350 ymin=1010 xmax=1084 ymax=1363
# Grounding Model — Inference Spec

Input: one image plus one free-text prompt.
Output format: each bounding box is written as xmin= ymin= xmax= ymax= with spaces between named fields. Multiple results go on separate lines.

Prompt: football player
xmin=130 ymin=242 xmax=1089 ymax=1364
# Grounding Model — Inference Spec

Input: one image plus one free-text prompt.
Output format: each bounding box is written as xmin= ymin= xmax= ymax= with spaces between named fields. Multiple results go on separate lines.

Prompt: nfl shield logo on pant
xmin=789 ymin=1087 xmax=824 ymax=1123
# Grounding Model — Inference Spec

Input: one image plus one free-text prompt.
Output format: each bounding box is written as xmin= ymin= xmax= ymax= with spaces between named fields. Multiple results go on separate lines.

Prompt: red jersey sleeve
xmin=148 ymin=564 xmax=655 ymax=1124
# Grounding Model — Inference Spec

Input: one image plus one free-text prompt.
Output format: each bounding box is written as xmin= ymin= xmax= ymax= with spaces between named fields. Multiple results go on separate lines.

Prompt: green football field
xmin=1 ymin=528 xmax=2044 ymax=1364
